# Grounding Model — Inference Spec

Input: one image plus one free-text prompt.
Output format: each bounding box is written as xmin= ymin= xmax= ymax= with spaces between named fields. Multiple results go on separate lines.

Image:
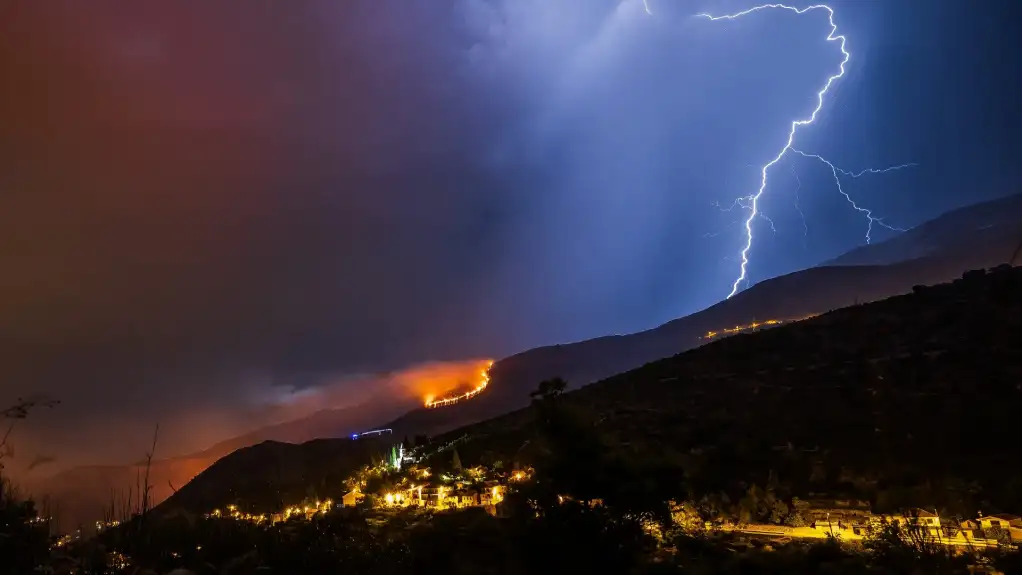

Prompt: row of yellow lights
xmin=208 ymin=500 xmax=333 ymax=524
xmin=383 ymin=484 xmax=504 ymax=506
xmin=703 ymin=315 xmax=817 ymax=340
xmin=424 ymin=360 xmax=495 ymax=408
xmin=205 ymin=467 xmax=533 ymax=524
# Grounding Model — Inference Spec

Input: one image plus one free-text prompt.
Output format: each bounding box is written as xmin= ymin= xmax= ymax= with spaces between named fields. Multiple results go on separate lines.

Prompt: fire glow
xmin=424 ymin=360 xmax=494 ymax=408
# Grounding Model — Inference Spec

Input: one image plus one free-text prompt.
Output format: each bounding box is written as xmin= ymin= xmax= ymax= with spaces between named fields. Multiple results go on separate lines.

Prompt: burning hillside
xmin=424 ymin=360 xmax=494 ymax=408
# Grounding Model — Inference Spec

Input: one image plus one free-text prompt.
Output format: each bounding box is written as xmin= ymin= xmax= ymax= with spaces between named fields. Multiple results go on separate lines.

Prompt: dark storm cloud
xmin=4 ymin=0 xmax=1015 ymax=468
xmin=1 ymin=0 xmax=525 ymax=464
xmin=0 ymin=0 xmax=869 ymax=465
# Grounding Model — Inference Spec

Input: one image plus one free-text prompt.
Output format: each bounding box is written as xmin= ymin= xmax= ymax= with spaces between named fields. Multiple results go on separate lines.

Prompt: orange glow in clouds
xmin=424 ymin=360 xmax=494 ymax=408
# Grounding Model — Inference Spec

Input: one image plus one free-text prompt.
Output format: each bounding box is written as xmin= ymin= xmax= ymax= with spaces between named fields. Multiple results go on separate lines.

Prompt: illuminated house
xmin=446 ymin=489 xmax=479 ymax=509
xmin=979 ymin=514 xmax=1022 ymax=530
xmin=910 ymin=509 xmax=941 ymax=527
xmin=866 ymin=509 xmax=945 ymax=538
xmin=419 ymin=485 xmax=452 ymax=509
xmin=340 ymin=488 xmax=362 ymax=507
xmin=805 ymin=499 xmax=872 ymax=524
xmin=906 ymin=509 xmax=943 ymax=537
xmin=978 ymin=513 xmax=1022 ymax=541
xmin=480 ymin=483 xmax=506 ymax=508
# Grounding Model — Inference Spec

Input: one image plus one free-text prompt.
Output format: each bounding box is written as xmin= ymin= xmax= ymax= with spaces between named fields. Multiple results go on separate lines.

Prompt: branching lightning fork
xmin=790 ymin=148 xmax=913 ymax=243
xmin=788 ymin=163 xmax=808 ymax=246
xmin=693 ymin=4 xmax=914 ymax=298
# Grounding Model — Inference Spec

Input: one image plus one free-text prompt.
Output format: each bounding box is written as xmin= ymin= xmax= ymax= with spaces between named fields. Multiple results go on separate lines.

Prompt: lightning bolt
xmin=714 ymin=198 xmax=751 ymax=212
xmin=696 ymin=4 xmax=847 ymax=298
xmin=703 ymin=221 xmax=740 ymax=238
xmin=789 ymin=163 xmax=808 ymax=246
xmin=694 ymin=4 xmax=913 ymax=299
xmin=710 ymin=200 xmax=780 ymax=245
xmin=790 ymin=148 xmax=913 ymax=242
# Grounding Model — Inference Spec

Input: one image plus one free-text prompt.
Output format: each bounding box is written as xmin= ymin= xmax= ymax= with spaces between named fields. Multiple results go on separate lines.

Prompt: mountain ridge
xmin=156 ymin=262 xmax=1022 ymax=518
xmin=31 ymin=192 xmax=1022 ymax=529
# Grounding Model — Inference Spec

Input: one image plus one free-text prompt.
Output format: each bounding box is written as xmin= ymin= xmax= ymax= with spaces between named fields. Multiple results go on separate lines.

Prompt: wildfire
xmin=702 ymin=315 xmax=817 ymax=340
xmin=424 ymin=360 xmax=494 ymax=408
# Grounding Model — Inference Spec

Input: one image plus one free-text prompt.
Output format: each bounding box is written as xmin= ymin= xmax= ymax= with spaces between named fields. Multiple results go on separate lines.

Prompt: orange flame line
xmin=424 ymin=360 xmax=494 ymax=408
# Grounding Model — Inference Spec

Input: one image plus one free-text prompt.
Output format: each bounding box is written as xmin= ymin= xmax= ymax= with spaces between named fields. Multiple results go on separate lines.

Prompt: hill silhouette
xmin=159 ymin=263 xmax=1022 ymax=517
xmin=155 ymin=437 xmax=393 ymax=518
xmin=32 ymin=193 xmax=1022 ymax=528
xmin=438 ymin=263 xmax=1022 ymax=515
xmin=28 ymin=400 xmax=410 ymax=531
xmin=826 ymin=192 xmax=1022 ymax=266
xmin=379 ymin=193 xmax=1022 ymax=439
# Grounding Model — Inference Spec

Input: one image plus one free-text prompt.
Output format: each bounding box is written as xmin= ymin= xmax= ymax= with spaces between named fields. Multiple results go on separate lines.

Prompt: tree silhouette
xmin=529 ymin=377 xmax=567 ymax=403
xmin=0 ymin=398 xmax=58 ymax=573
xmin=0 ymin=396 xmax=59 ymax=474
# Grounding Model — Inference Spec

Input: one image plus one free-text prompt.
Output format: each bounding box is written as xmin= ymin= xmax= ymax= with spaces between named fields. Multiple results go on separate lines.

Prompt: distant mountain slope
xmin=438 ymin=264 xmax=1022 ymax=513
xmin=163 ymin=265 xmax=1022 ymax=516
xmin=381 ymin=194 xmax=1022 ymax=439
xmin=825 ymin=193 xmax=1022 ymax=266
xmin=155 ymin=437 xmax=391 ymax=517
xmin=39 ymin=193 xmax=1022 ymax=528
xmin=28 ymin=400 xmax=412 ymax=531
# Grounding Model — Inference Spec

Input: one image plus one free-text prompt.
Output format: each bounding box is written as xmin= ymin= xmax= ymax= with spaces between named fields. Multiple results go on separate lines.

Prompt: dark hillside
xmin=379 ymin=195 xmax=1022 ymax=441
xmin=826 ymin=192 xmax=1022 ymax=266
xmin=38 ymin=194 xmax=1021 ymax=532
xmin=166 ymin=265 xmax=1022 ymax=517
xmin=438 ymin=264 xmax=1022 ymax=515
xmin=154 ymin=437 xmax=393 ymax=517
xmin=384 ymin=240 xmax=1019 ymax=440
xmin=29 ymin=400 xmax=407 ymax=531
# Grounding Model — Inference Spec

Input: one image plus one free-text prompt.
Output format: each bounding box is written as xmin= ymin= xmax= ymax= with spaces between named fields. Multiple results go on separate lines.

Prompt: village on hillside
xmin=191 ymin=437 xmax=1021 ymax=553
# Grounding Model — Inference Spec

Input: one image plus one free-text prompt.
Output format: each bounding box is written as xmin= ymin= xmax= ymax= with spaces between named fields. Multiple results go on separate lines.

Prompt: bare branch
xmin=141 ymin=424 xmax=160 ymax=517
xmin=0 ymin=397 xmax=59 ymax=475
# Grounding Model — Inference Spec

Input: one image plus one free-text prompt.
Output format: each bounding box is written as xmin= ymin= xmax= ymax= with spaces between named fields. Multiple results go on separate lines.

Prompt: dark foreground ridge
xmin=10 ymin=264 xmax=1022 ymax=574
xmin=166 ymin=263 xmax=1022 ymax=519
xmin=30 ymin=192 xmax=1022 ymax=531
xmin=439 ymin=263 xmax=1022 ymax=514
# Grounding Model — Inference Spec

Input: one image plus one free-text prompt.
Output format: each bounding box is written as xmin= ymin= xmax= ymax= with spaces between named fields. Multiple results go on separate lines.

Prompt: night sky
xmin=2 ymin=0 xmax=1020 ymax=470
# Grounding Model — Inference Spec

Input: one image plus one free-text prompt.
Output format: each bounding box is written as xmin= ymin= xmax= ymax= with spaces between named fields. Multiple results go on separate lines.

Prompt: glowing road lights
xmin=702 ymin=314 xmax=817 ymax=340
xmin=694 ymin=4 xmax=915 ymax=298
